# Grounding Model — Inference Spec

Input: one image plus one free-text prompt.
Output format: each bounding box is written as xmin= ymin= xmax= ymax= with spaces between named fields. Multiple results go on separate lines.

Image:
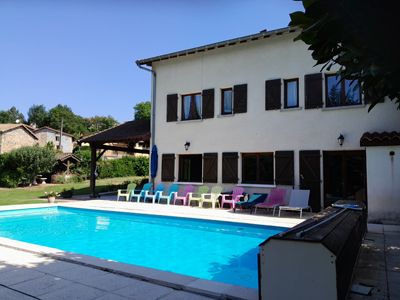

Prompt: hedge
xmin=98 ymin=156 xmax=149 ymax=179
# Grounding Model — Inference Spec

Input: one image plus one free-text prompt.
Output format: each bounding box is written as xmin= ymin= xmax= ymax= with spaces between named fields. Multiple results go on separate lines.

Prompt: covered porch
xmin=78 ymin=119 xmax=150 ymax=197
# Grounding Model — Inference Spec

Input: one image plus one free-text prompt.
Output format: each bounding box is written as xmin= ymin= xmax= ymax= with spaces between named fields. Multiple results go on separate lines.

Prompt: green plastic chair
xmin=201 ymin=185 xmax=223 ymax=209
xmin=117 ymin=183 xmax=137 ymax=201
xmin=188 ymin=185 xmax=209 ymax=207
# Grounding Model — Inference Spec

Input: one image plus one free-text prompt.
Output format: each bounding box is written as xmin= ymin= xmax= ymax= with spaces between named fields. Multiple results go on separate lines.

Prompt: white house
xmin=137 ymin=27 xmax=400 ymax=222
xmin=34 ymin=126 xmax=74 ymax=153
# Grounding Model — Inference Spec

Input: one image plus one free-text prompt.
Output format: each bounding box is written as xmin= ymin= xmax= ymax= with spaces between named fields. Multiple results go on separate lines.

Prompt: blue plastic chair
xmin=130 ymin=183 xmax=153 ymax=202
xmin=145 ymin=183 xmax=165 ymax=204
xmin=159 ymin=183 xmax=179 ymax=205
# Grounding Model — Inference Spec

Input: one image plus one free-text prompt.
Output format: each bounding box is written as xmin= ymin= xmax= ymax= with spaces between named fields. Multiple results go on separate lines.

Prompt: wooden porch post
xmin=90 ymin=145 xmax=97 ymax=198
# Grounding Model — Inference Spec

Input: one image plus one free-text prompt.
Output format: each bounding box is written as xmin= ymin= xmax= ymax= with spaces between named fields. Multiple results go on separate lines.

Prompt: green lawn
xmin=0 ymin=176 xmax=145 ymax=206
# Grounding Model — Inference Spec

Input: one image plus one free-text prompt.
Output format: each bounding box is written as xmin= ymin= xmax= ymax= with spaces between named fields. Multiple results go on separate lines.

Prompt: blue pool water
xmin=0 ymin=207 xmax=284 ymax=288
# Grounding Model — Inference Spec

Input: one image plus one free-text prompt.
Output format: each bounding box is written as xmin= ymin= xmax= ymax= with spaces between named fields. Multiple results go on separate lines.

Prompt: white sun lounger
xmin=278 ymin=189 xmax=311 ymax=218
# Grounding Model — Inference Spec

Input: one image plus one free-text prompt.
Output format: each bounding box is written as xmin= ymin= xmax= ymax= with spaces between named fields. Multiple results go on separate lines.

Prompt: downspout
xmin=136 ymin=61 xmax=156 ymax=187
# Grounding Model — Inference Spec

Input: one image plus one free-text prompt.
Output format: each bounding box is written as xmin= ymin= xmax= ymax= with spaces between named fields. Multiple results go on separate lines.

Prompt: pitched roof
xmin=34 ymin=126 xmax=74 ymax=138
xmin=78 ymin=119 xmax=150 ymax=144
xmin=56 ymin=153 xmax=80 ymax=162
xmin=360 ymin=131 xmax=400 ymax=146
xmin=136 ymin=26 xmax=298 ymax=66
xmin=0 ymin=124 xmax=39 ymax=140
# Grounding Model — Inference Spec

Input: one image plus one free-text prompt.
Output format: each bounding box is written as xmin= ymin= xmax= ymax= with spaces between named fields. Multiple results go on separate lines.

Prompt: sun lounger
xmin=278 ymin=189 xmax=311 ymax=218
xmin=253 ymin=188 xmax=288 ymax=215
xmin=234 ymin=193 xmax=268 ymax=212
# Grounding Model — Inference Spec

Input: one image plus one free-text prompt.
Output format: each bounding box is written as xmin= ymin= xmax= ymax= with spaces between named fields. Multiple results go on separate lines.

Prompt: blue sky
xmin=0 ymin=0 xmax=303 ymax=122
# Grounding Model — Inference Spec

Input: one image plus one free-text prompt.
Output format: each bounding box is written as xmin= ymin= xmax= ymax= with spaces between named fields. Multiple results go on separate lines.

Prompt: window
xmin=284 ymin=79 xmax=299 ymax=108
xmin=182 ymin=93 xmax=202 ymax=120
xmin=326 ymin=74 xmax=361 ymax=107
xmin=178 ymin=154 xmax=202 ymax=182
xmin=221 ymin=88 xmax=233 ymax=114
xmin=242 ymin=153 xmax=274 ymax=184
xmin=55 ymin=136 xmax=60 ymax=142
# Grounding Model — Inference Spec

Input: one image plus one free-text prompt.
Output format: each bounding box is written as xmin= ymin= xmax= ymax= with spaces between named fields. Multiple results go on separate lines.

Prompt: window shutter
xmin=233 ymin=84 xmax=247 ymax=113
xmin=275 ymin=151 xmax=294 ymax=186
xmin=265 ymin=79 xmax=282 ymax=110
xmin=166 ymin=94 xmax=178 ymax=122
xmin=304 ymin=73 xmax=323 ymax=109
xmin=202 ymin=89 xmax=214 ymax=119
xmin=161 ymin=154 xmax=175 ymax=181
xmin=222 ymin=152 xmax=238 ymax=183
xmin=203 ymin=153 xmax=218 ymax=183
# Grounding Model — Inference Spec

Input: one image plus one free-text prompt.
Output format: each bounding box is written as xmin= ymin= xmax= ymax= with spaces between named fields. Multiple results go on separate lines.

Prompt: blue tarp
xmin=150 ymin=145 xmax=158 ymax=178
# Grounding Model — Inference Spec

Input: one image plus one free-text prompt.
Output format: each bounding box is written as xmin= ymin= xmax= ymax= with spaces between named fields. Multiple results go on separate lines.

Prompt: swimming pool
xmin=0 ymin=206 xmax=285 ymax=288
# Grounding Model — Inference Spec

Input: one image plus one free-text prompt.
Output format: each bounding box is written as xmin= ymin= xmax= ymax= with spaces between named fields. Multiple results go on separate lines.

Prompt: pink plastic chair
xmin=173 ymin=185 xmax=194 ymax=206
xmin=253 ymin=188 xmax=288 ymax=216
xmin=221 ymin=187 xmax=245 ymax=209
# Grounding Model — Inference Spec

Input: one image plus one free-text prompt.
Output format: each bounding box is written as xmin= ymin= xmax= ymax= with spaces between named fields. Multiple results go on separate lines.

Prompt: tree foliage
xmin=85 ymin=116 xmax=118 ymax=133
xmin=0 ymin=106 xmax=25 ymax=123
xmin=290 ymin=0 xmax=399 ymax=111
xmin=47 ymin=105 xmax=87 ymax=138
xmin=0 ymin=146 xmax=57 ymax=187
xmin=28 ymin=104 xmax=48 ymax=127
xmin=134 ymin=101 xmax=151 ymax=120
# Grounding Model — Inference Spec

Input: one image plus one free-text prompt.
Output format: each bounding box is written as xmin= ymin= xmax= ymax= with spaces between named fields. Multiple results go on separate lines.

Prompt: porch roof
xmin=78 ymin=119 xmax=150 ymax=145
xmin=360 ymin=131 xmax=400 ymax=147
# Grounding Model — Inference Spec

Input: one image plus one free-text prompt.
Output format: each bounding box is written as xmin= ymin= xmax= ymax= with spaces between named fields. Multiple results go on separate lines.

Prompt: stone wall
xmin=0 ymin=128 xmax=38 ymax=154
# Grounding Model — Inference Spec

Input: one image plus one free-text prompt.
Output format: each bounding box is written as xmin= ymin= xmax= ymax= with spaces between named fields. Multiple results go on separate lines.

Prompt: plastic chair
xmin=130 ymin=183 xmax=152 ymax=202
xmin=145 ymin=183 xmax=165 ymax=204
xmin=221 ymin=186 xmax=245 ymax=209
xmin=159 ymin=184 xmax=179 ymax=205
xmin=188 ymin=185 xmax=209 ymax=207
xmin=117 ymin=183 xmax=137 ymax=201
xmin=173 ymin=185 xmax=194 ymax=205
xmin=201 ymin=185 xmax=223 ymax=209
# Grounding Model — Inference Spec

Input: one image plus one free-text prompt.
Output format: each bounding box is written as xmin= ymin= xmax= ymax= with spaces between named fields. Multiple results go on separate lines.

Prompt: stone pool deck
xmin=0 ymin=201 xmax=397 ymax=299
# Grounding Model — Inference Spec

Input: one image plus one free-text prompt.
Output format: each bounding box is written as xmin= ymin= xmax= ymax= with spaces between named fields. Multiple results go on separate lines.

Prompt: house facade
xmin=137 ymin=27 xmax=400 ymax=221
xmin=34 ymin=127 xmax=74 ymax=153
xmin=0 ymin=124 xmax=38 ymax=154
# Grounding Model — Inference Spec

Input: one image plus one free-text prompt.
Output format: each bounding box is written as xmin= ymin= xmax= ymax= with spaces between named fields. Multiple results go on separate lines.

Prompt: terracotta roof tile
xmin=360 ymin=131 xmax=400 ymax=146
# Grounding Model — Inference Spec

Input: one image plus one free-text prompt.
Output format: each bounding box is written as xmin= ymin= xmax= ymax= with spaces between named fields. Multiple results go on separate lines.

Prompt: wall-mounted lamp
xmin=390 ymin=151 xmax=395 ymax=156
xmin=337 ymin=134 xmax=344 ymax=146
xmin=184 ymin=141 xmax=191 ymax=151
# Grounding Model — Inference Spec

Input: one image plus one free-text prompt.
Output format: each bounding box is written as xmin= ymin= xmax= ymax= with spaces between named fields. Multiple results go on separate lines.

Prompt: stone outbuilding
xmin=0 ymin=124 xmax=38 ymax=154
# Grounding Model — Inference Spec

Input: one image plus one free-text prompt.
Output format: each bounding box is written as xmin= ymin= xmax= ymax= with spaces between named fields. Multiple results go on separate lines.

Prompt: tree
xmin=0 ymin=146 xmax=57 ymax=186
xmin=85 ymin=116 xmax=118 ymax=133
xmin=0 ymin=106 xmax=25 ymax=123
xmin=290 ymin=0 xmax=399 ymax=111
xmin=27 ymin=105 xmax=48 ymax=127
xmin=47 ymin=105 xmax=87 ymax=138
xmin=133 ymin=101 xmax=151 ymax=120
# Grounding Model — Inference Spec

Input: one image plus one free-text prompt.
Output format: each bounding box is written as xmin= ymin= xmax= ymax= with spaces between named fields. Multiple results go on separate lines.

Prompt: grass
xmin=0 ymin=176 xmax=145 ymax=206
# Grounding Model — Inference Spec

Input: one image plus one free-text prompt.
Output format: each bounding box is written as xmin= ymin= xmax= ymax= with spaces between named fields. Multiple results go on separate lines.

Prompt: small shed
xmin=78 ymin=119 xmax=150 ymax=197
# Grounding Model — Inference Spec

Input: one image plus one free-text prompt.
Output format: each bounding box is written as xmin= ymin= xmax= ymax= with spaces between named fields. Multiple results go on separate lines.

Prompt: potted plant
xmin=45 ymin=191 xmax=59 ymax=203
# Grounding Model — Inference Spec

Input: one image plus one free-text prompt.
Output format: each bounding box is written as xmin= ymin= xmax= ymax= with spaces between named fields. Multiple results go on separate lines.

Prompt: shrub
xmin=98 ymin=156 xmax=149 ymax=179
xmin=0 ymin=146 xmax=57 ymax=187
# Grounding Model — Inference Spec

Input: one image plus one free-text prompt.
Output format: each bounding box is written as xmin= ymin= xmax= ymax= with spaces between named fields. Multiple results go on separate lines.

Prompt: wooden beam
xmin=97 ymin=144 xmax=150 ymax=154
xmin=90 ymin=146 xmax=97 ymax=198
xmin=96 ymin=149 xmax=107 ymax=161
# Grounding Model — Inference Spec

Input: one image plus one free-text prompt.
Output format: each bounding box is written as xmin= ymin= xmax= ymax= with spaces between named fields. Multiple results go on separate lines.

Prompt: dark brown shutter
xmin=161 ymin=154 xmax=175 ymax=181
xmin=203 ymin=153 xmax=218 ymax=183
xmin=202 ymin=89 xmax=214 ymax=119
xmin=166 ymin=94 xmax=178 ymax=122
xmin=233 ymin=84 xmax=247 ymax=113
xmin=275 ymin=151 xmax=294 ymax=186
xmin=265 ymin=79 xmax=282 ymax=110
xmin=300 ymin=150 xmax=321 ymax=212
xmin=305 ymin=73 xmax=323 ymax=109
xmin=222 ymin=152 xmax=238 ymax=183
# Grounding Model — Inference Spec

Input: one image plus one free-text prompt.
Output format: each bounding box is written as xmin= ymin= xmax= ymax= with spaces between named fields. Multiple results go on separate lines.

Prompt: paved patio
xmin=347 ymin=224 xmax=400 ymax=300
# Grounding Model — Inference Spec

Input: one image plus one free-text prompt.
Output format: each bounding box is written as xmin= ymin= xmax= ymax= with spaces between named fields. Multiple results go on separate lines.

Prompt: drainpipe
xmin=136 ymin=61 xmax=156 ymax=187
